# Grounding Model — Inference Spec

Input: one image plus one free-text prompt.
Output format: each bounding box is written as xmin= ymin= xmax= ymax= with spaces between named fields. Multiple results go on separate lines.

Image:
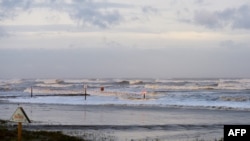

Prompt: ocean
xmin=1 ymin=78 xmax=250 ymax=111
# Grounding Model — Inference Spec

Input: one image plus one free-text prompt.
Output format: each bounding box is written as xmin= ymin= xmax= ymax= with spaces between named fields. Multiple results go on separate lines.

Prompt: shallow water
xmin=1 ymin=102 xmax=250 ymax=140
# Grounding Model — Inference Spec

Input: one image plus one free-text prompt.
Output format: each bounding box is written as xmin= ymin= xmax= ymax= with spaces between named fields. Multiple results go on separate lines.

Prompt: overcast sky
xmin=1 ymin=0 xmax=250 ymax=79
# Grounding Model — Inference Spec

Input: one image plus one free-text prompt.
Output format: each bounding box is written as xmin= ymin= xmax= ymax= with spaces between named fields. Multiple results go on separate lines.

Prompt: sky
xmin=1 ymin=0 xmax=250 ymax=79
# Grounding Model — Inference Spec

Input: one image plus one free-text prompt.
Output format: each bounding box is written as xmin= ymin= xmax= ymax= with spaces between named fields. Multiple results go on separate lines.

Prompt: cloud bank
xmin=194 ymin=4 xmax=250 ymax=29
xmin=0 ymin=0 xmax=124 ymax=28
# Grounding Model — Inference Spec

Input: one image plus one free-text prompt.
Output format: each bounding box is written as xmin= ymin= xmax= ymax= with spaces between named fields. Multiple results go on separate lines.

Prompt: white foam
xmin=144 ymin=84 xmax=215 ymax=90
xmin=35 ymin=79 xmax=58 ymax=84
xmin=23 ymin=88 xmax=80 ymax=94
xmin=4 ymin=93 xmax=250 ymax=111
xmin=35 ymin=83 xmax=73 ymax=88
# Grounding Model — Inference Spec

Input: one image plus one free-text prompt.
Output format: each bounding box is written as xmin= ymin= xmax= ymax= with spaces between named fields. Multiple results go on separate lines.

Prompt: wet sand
xmin=1 ymin=101 xmax=250 ymax=141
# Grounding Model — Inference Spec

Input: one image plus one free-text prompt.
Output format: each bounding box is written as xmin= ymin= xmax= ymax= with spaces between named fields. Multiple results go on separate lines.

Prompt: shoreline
xmin=1 ymin=101 xmax=249 ymax=140
xmin=3 ymin=94 xmax=250 ymax=112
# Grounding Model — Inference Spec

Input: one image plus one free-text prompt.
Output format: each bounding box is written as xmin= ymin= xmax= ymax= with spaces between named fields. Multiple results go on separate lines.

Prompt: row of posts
xmin=29 ymin=85 xmax=89 ymax=100
xmin=30 ymin=85 xmax=146 ymax=100
xmin=29 ymin=85 xmax=92 ymax=100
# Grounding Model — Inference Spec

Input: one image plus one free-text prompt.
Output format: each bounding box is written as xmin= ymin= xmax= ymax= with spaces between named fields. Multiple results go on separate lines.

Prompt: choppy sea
xmin=1 ymin=78 xmax=250 ymax=111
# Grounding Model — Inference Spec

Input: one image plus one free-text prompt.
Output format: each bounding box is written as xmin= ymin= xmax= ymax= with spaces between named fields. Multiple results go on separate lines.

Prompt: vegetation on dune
xmin=1 ymin=120 xmax=224 ymax=141
xmin=0 ymin=120 xmax=85 ymax=141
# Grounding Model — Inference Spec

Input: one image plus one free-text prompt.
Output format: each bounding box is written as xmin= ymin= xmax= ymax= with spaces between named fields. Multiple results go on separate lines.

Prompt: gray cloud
xmin=0 ymin=0 xmax=31 ymax=9
xmin=0 ymin=0 xmax=124 ymax=28
xmin=194 ymin=0 xmax=205 ymax=4
xmin=193 ymin=4 xmax=250 ymax=29
xmin=231 ymin=5 xmax=250 ymax=29
xmin=0 ymin=0 xmax=31 ymax=20
xmin=68 ymin=1 xmax=122 ymax=28
xmin=194 ymin=10 xmax=221 ymax=28
xmin=142 ymin=6 xmax=158 ymax=14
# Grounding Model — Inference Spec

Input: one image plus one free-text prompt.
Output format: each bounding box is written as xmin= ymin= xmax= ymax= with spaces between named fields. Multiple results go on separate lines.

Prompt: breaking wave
xmin=2 ymin=78 xmax=250 ymax=111
xmin=116 ymin=80 xmax=144 ymax=85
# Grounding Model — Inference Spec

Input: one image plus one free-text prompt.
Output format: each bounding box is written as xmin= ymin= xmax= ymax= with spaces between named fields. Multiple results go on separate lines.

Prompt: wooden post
xmin=142 ymin=91 xmax=146 ymax=99
xmin=18 ymin=122 xmax=22 ymax=141
xmin=31 ymin=86 xmax=33 ymax=97
xmin=84 ymin=85 xmax=87 ymax=100
xmin=84 ymin=88 xmax=87 ymax=100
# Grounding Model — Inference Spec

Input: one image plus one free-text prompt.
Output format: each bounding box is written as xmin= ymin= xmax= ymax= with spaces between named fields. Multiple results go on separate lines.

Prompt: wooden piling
xmin=84 ymin=85 xmax=87 ymax=100
xmin=31 ymin=86 xmax=33 ymax=97
xmin=18 ymin=122 xmax=22 ymax=141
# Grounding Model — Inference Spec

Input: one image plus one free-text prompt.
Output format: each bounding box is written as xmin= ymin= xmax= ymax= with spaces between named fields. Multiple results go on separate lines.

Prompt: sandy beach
xmin=1 ymin=101 xmax=250 ymax=141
